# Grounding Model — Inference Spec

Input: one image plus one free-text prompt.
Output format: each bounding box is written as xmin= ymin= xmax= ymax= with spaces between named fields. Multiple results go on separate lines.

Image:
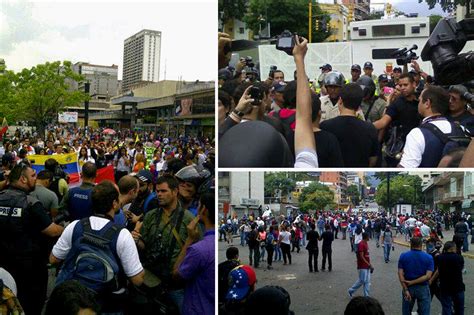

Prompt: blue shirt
xmin=114 ymin=208 xmax=127 ymax=227
xmin=398 ymin=249 xmax=434 ymax=285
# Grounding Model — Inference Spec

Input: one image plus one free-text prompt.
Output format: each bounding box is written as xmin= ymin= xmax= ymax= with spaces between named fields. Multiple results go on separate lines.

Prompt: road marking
xmin=277 ymin=274 xmax=297 ymax=280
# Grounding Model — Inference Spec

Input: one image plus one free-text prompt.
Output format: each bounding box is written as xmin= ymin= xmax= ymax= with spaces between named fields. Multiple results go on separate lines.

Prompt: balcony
xmin=444 ymin=191 xmax=463 ymax=199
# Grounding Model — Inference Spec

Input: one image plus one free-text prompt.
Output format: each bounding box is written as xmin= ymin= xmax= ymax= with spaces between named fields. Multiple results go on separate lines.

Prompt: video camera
xmin=241 ymin=56 xmax=255 ymax=68
xmin=421 ymin=17 xmax=474 ymax=85
xmin=391 ymin=44 xmax=419 ymax=66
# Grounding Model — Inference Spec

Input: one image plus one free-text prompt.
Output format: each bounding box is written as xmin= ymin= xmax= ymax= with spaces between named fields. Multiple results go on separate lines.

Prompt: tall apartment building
xmin=122 ymin=29 xmax=162 ymax=92
xmin=73 ymin=62 xmax=118 ymax=100
xmin=342 ymin=0 xmax=370 ymax=21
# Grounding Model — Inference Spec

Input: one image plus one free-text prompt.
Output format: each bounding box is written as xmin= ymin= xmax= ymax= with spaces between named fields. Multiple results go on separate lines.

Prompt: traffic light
xmin=386 ymin=3 xmax=392 ymax=15
xmin=348 ymin=4 xmax=354 ymax=21
xmin=315 ymin=19 xmax=319 ymax=31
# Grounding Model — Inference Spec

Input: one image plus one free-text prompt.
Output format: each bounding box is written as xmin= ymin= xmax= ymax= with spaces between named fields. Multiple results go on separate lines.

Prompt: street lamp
xmin=403 ymin=183 xmax=417 ymax=210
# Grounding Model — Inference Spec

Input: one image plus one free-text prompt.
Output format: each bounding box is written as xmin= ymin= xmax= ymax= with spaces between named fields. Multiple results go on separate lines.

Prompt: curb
xmin=393 ymin=240 xmax=474 ymax=260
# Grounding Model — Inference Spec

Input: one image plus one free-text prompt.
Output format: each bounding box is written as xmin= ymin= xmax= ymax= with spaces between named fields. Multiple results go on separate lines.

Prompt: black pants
xmin=322 ymin=248 xmax=332 ymax=271
xmin=291 ymin=240 xmax=300 ymax=253
xmin=267 ymin=247 xmax=274 ymax=267
xmin=308 ymin=249 xmax=319 ymax=272
xmin=281 ymin=243 xmax=292 ymax=264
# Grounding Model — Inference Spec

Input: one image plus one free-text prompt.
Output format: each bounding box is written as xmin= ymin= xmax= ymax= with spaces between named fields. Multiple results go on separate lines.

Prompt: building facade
xmin=343 ymin=0 xmax=370 ymax=21
xmin=320 ymin=172 xmax=349 ymax=208
xmin=423 ymin=172 xmax=474 ymax=214
xmin=122 ymin=29 xmax=162 ymax=92
xmin=73 ymin=62 xmax=119 ymax=100
xmin=319 ymin=3 xmax=350 ymax=42
xmin=90 ymin=80 xmax=214 ymax=137
xmin=218 ymin=172 xmax=265 ymax=219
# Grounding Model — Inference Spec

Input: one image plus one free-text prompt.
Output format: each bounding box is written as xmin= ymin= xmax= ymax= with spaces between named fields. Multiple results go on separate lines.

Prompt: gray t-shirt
xmin=382 ymin=230 xmax=393 ymax=245
xmin=30 ymin=184 xmax=59 ymax=214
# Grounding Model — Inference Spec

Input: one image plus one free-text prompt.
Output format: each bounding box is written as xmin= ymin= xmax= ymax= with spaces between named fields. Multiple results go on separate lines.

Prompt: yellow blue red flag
xmin=29 ymin=152 xmax=81 ymax=183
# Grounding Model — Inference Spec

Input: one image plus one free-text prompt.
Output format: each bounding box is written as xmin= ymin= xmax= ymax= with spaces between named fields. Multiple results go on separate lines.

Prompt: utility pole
xmin=84 ymin=81 xmax=90 ymax=127
xmin=308 ymin=1 xmax=312 ymax=43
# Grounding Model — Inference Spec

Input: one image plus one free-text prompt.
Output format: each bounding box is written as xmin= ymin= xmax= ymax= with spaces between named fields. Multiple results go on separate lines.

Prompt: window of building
xmin=372 ymin=24 xmax=405 ymax=37
xmin=239 ymin=27 xmax=244 ymax=34
xmin=411 ymin=26 xmax=420 ymax=34
xmin=358 ymin=28 xmax=367 ymax=36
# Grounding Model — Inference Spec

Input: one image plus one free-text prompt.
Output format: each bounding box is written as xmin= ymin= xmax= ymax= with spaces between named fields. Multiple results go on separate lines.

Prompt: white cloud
xmin=1 ymin=0 xmax=217 ymax=81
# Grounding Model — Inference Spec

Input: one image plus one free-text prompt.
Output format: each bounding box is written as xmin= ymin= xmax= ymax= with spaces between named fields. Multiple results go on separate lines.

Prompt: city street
xmin=219 ymin=231 xmax=474 ymax=314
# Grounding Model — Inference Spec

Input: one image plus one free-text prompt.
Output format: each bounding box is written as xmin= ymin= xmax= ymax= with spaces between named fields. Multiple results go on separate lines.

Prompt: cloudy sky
xmin=0 ymin=0 xmax=216 ymax=81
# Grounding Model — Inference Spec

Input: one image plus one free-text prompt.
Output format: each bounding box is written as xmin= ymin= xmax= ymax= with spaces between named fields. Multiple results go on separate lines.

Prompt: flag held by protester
xmin=29 ymin=152 xmax=81 ymax=184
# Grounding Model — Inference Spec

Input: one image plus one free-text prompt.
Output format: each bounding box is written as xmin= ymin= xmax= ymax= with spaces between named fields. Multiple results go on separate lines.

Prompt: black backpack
xmin=355 ymin=224 xmax=363 ymax=235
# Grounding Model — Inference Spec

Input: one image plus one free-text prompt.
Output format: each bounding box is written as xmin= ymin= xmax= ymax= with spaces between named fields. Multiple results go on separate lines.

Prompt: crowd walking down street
xmin=218 ymin=209 xmax=474 ymax=314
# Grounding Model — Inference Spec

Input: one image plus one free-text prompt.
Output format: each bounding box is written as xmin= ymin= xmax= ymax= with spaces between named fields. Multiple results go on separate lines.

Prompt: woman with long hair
xmin=114 ymin=146 xmax=130 ymax=182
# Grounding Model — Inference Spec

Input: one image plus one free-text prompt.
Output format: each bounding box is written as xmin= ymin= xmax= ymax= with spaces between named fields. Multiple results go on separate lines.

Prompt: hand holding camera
xmin=235 ymin=85 xmax=258 ymax=114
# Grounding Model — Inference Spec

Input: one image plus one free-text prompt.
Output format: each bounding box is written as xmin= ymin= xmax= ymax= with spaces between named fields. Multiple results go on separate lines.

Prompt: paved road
xmin=219 ymin=233 xmax=474 ymax=314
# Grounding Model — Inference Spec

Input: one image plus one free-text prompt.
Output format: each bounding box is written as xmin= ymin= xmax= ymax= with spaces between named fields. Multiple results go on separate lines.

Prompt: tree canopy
xmin=375 ymin=175 xmax=423 ymax=210
xmin=419 ymin=0 xmax=471 ymax=17
xmin=264 ymin=172 xmax=296 ymax=198
xmin=243 ymin=0 xmax=331 ymax=42
xmin=347 ymin=184 xmax=361 ymax=205
xmin=0 ymin=61 xmax=87 ymax=137
xmin=298 ymin=182 xmax=336 ymax=212
xmin=218 ymin=0 xmax=247 ymax=25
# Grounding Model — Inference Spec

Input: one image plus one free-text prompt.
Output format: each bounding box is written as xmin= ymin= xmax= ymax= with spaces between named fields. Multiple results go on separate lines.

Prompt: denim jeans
xmin=348 ymin=268 xmax=371 ymax=297
xmin=383 ymin=243 xmax=391 ymax=262
xmin=274 ymin=244 xmax=282 ymax=261
xmin=462 ymin=233 xmax=469 ymax=252
xmin=260 ymin=245 xmax=266 ymax=261
xmin=402 ymin=284 xmax=431 ymax=315
xmin=240 ymin=231 xmax=245 ymax=246
xmin=439 ymin=291 xmax=464 ymax=315
xmin=374 ymin=232 xmax=381 ymax=246
xmin=168 ymin=289 xmax=185 ymax=315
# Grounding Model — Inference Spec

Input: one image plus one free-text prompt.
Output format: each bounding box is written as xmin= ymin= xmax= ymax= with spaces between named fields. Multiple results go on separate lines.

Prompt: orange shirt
xmin=133 ymin=162 xmax=145 ymax=173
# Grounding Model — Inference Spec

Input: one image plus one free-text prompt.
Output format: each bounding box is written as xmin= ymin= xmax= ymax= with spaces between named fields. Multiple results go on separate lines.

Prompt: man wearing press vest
xmin=58 ymin=162 xmax=96 ymax=221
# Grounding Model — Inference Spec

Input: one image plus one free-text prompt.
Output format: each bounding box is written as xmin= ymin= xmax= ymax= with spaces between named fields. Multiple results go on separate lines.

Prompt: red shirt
xmin=357 ymin=240 xmax=370 ymax=269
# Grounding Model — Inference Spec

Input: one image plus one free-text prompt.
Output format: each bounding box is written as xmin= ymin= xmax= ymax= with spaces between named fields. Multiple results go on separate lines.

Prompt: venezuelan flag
xmin=29 ymin=152 xmax=81 ymax=184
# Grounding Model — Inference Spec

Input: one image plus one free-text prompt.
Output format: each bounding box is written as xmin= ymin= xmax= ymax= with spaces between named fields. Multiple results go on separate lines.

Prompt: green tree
xmin=367 ymin=11 xmax=384 ymax=20
xmin=299 ymin=182 xmax=335 ymax=212
xmin=264 ymin=172 xmax=296 ymax=198
xmin=375 ymin=175 xmax=423 ymax=210
xmin=429 ymin=14 xmax=443 ymax=34
xmin=243 ymin=0 xmax=330 ymax=42
xmin=0 ymin=61 xmax=86 ymax=137
xmin=418 ymin=0 xmax=471 ymax=18
xmin=347 ymin=184 xmax=361 ymax=205
xmin=218 ymin=0 xmax=247 ymax=25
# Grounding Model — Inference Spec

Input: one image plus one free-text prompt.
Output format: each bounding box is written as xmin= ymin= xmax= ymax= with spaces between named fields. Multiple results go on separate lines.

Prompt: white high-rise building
xmin=122 ymin=29 xmax=161 ymax=92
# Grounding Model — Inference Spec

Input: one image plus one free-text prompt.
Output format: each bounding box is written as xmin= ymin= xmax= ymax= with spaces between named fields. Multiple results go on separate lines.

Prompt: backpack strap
xmin=419 ymin=122 xmax=450 ymax=145
xmin=364 ymin=98 xmax=376 ymax=120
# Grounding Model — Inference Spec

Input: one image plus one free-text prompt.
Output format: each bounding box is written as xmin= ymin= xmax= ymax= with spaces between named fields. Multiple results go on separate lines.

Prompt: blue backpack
xmin=55 ymin=218 xmax=123 ymax=293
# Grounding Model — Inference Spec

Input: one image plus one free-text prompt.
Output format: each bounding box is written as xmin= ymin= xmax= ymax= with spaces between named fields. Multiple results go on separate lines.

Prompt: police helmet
xmin=175 ymin=165 xmax=212 ymax=195
xmin=322 ymin=71 xmax=345 ymax=87
xmin=356 ymin=75 xmax=376 ymax=98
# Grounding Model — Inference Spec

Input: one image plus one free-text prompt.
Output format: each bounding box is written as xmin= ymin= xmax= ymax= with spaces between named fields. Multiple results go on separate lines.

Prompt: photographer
xmin=45 ymin=158 xmax=69 ymax=203
xmin=447 ymin=84 xmax=474 ymax=134
xmin=373 ymin=73 xmax=421 ymax=167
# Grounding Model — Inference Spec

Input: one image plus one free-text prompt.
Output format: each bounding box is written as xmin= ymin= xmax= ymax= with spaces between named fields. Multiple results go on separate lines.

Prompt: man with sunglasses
xmin=0 ymin=164 xmax=64 ymax=314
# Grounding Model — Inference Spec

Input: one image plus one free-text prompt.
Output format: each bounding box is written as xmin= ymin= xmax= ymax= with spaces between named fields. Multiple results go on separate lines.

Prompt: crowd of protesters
xmin=0 ymin=125 xmax=215 ymax=315
xmin=219 ymin=206 xmax=471 ymax=314
xmin=218 ymin=32 xmax=474 ymax=168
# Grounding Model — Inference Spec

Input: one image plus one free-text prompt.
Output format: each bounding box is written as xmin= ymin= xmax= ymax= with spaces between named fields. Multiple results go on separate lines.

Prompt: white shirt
xmin=52 ymin=216 xmax=143 ymax=279
xmin=280 ymin=231 xmax=291 ymax=244
xmin=399 ymin=118 xmax=453 ymax=168
xmin=294 ymin=148 xmax=319 ymax=168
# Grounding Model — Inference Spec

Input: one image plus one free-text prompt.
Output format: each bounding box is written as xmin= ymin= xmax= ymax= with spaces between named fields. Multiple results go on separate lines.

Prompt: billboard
xmin=58 ymin=112 xmax=78 ymax=123
xmin=175 ymin=98 xmax=193 ymax=116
